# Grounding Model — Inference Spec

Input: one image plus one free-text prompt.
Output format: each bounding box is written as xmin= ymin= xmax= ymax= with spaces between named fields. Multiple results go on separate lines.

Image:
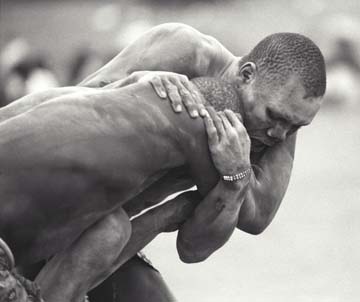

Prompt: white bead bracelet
xmin=222 ymin=168 xmax=251 ymax=182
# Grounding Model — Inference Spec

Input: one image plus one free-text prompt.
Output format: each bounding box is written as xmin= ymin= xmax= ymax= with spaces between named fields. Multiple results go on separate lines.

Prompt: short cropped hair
xmin=245 ymin=33 xmax=326 ymax=98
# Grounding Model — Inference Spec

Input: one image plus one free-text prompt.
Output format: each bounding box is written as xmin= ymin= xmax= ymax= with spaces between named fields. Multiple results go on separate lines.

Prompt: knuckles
xmin=150 ymin=75 xmax=162 ymax=83
xmin=179 ymin=74 xmax=189 ymax=81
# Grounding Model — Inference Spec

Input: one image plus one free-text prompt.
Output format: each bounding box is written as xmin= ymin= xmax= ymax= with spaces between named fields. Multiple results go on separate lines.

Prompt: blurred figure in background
xmin=2 ymin=55 xmax=60 ymax=105
xmin=325 ymin=38 xmax=360 ymax=107
xmin=0 ymin=38 xmax=59 ymax=106
xmin=67 ymin=48 xmax=110 ymax=86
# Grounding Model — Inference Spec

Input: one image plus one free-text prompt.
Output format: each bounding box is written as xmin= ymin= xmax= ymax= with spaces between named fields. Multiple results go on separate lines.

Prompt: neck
xmin=220 ymin=56 xmax=243 ymax=80
xmin=190 ymin=77 xmax=244 ymax=117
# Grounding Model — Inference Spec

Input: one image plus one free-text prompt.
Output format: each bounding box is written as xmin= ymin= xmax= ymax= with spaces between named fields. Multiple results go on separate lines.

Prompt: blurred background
xmin=1 ymin=0 xmax=359 ymax=301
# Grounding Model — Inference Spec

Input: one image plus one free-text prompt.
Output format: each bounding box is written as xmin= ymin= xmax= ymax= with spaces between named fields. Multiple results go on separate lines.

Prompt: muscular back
xmin=0 ymin=77 xmax=240 ymax=264
xmin=125 ymin=77 xmax=244 ymax=215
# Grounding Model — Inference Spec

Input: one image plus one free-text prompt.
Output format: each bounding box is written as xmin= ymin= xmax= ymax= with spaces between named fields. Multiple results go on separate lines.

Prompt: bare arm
xmin=116 ymin=191 xmax=201 ymax=268
xmin=79 ymin=23 xmax=233 ymax=88
xmin=175 ymin=109 xmax=251 ymax=263
xmin=117 ymin=131 xmax=296 ymax=265
xmin=77 ymin=23 xmax=295 ymax=257
xmin=237 ymin=133 xmax=296 ymax=234
xmin=117 ymin=133 xmax=295 ymax=264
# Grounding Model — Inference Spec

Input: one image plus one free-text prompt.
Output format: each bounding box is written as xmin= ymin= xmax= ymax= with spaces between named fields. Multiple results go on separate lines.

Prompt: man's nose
xmin=267 ymin=123 xmax=288 ymax=141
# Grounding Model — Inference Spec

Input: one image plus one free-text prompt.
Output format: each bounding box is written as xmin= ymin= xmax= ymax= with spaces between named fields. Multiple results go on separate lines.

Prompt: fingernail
xmin=175 ymin=105 xmax=182 ymax=112
xmin=160 ymin=91 xmax=167 ymax=98
xmin=191 ymin=111 xmax=199 ymax=118
xmin=200 ymin=109 xmax=207 ymax=116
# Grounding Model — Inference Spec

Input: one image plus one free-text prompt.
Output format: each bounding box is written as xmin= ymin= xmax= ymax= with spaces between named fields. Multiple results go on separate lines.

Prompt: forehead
xmin=272 ymin=80 xmax=322 ymax=125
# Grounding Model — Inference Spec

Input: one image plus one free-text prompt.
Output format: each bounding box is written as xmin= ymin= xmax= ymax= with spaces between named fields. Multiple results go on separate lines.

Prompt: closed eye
xmin=266 ymin=108 xmax=287 ymax=123
xmin=266 ymin=108 xmax=276 ymax=120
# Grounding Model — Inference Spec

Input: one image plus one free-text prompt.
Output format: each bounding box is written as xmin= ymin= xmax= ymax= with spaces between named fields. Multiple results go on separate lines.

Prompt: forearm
xmin=237 ymin=134 xmax=296 ymax=234
xmin=176 ymin=179 xmax=248 ymax=263
xmin=115 ymin=191 xmax=200 ymax=267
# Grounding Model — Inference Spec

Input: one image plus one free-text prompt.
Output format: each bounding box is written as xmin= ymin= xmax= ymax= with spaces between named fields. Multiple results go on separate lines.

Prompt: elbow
xmin=244 ymin=224 xmax=267 ymax=235
xmin=239 ymin=218 xmax=271 ymax=236
xmin=176 ymin=237 xmax=210 ymax=264
xmin=178 ymin=249 xmax=209 ymax=264
xmin=240 ymin=191 xmax=281 ymax=235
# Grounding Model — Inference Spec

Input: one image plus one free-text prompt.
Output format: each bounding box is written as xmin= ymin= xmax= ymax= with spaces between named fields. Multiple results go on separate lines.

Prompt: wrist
xmin=220 ymin=171 xmax=251 ymax=192
xmin=222 ymin=167 xmax=251 ymax=182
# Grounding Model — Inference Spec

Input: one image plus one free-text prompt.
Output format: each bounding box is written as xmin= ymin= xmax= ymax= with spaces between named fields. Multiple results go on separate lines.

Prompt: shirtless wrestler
xmin=0 ymin=24 xmax=326 ymax=302
xmin=0 ymin=72 xmax=257 ymax=302
xmin=80 ymin=24 xmax=326 ymax=301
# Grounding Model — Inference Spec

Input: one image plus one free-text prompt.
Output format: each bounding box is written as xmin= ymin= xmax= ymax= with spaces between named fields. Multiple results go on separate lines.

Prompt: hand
xmin=204 ymin=107 xmax=251 ymax=177
xmin=105 ymin=71 xmax=207 ymax=118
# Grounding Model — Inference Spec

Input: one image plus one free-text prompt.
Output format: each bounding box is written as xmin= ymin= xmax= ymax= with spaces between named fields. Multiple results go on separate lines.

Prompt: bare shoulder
xmin=152 ymin=23 xmax=221 ymax=50
xmin=149 ymin=23 xmax=235 ymax=76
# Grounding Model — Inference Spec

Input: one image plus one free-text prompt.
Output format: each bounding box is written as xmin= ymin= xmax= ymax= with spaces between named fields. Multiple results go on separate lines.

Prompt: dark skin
xmin=0 ymin=78 xmax=250 ymax=302
xmin=80 ymin=23 xmax=302 ymax=237
xmin=2 ymin=23 xmax=323 ymax=302
xmin=81 ymin=23 xmax=323 ymax=302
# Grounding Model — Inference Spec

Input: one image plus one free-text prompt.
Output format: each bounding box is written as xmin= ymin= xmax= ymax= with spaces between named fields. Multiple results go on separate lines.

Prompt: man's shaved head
xmin=243 ymin=32 xmax=326 ymax=98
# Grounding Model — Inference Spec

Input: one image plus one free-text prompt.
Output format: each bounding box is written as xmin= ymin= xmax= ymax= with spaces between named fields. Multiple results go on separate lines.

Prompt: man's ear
xmin=239 ymin=62 xmax=256 ymax=84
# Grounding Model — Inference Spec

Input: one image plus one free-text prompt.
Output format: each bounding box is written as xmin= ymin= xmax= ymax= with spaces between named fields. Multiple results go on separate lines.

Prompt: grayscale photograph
xmin=0 ymin=0 xmax=359 ymax=301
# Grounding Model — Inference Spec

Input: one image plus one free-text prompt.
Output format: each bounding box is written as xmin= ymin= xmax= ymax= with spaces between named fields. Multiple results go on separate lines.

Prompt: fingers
xmin=219 ymin=112 xmax=232 ymax=129
xmin=178 ymin=79 xmax=205 ymax=117
xmin=235 ymin=113 xmax=244 ymax=124
xmin=171 ymin=76 xmax=201 ymax=118
xmin=179 ymin=88 xmax=199 ymax=118
xmin=162 ymin=76 xmax=202 ymax=118
xmin=163 ymin=79 xmax=182 ymax=113
xmin=198 ymin=103 xmax=208 ymax=117
xmin=150 ymin=76 xmax=167 ymax=99
xmin=133 ymin=71 xmax=205 ymax=118
xmin=207 ymin=107 xmax=225 ymax=141
xmin=218 ymin=110 xmax=249 ymax=144
xmin=204 ymin=113 xmax=218 ymax=146
xmin=224 ymin=109 xmax=244 ymax=129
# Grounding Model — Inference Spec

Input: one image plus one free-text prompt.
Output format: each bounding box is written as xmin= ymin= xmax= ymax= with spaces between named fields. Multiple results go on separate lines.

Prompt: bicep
xmin=125 ymin=23 xmax=214 ymax=77
xmin=80 ymin=23 xmax=217 ymax=87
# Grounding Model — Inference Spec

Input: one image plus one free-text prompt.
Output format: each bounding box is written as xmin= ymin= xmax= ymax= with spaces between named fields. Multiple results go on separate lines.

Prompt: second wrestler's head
xmin=226 ymin=33 xmax=326 ymax=150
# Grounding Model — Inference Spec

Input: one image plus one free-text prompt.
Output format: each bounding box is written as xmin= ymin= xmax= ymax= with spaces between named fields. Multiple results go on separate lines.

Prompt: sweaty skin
xmin=80 ymin=23 xmax=296 ymax=236
xmin=5 ymin=24 xmax=294 ymax=263
xmin=2 ymin=23 xmax=299 ymax=302
xmin=81 ymin=23 xmax=307 ymax=302
xmin=0 ymin=78 xmax=249 ymax=301
xmin=0 ymin=82 xmax=191 ymax=262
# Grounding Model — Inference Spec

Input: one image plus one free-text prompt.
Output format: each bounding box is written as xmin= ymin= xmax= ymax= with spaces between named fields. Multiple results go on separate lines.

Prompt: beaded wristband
xmin=222 ymin=168 xmax=251 ymax=182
